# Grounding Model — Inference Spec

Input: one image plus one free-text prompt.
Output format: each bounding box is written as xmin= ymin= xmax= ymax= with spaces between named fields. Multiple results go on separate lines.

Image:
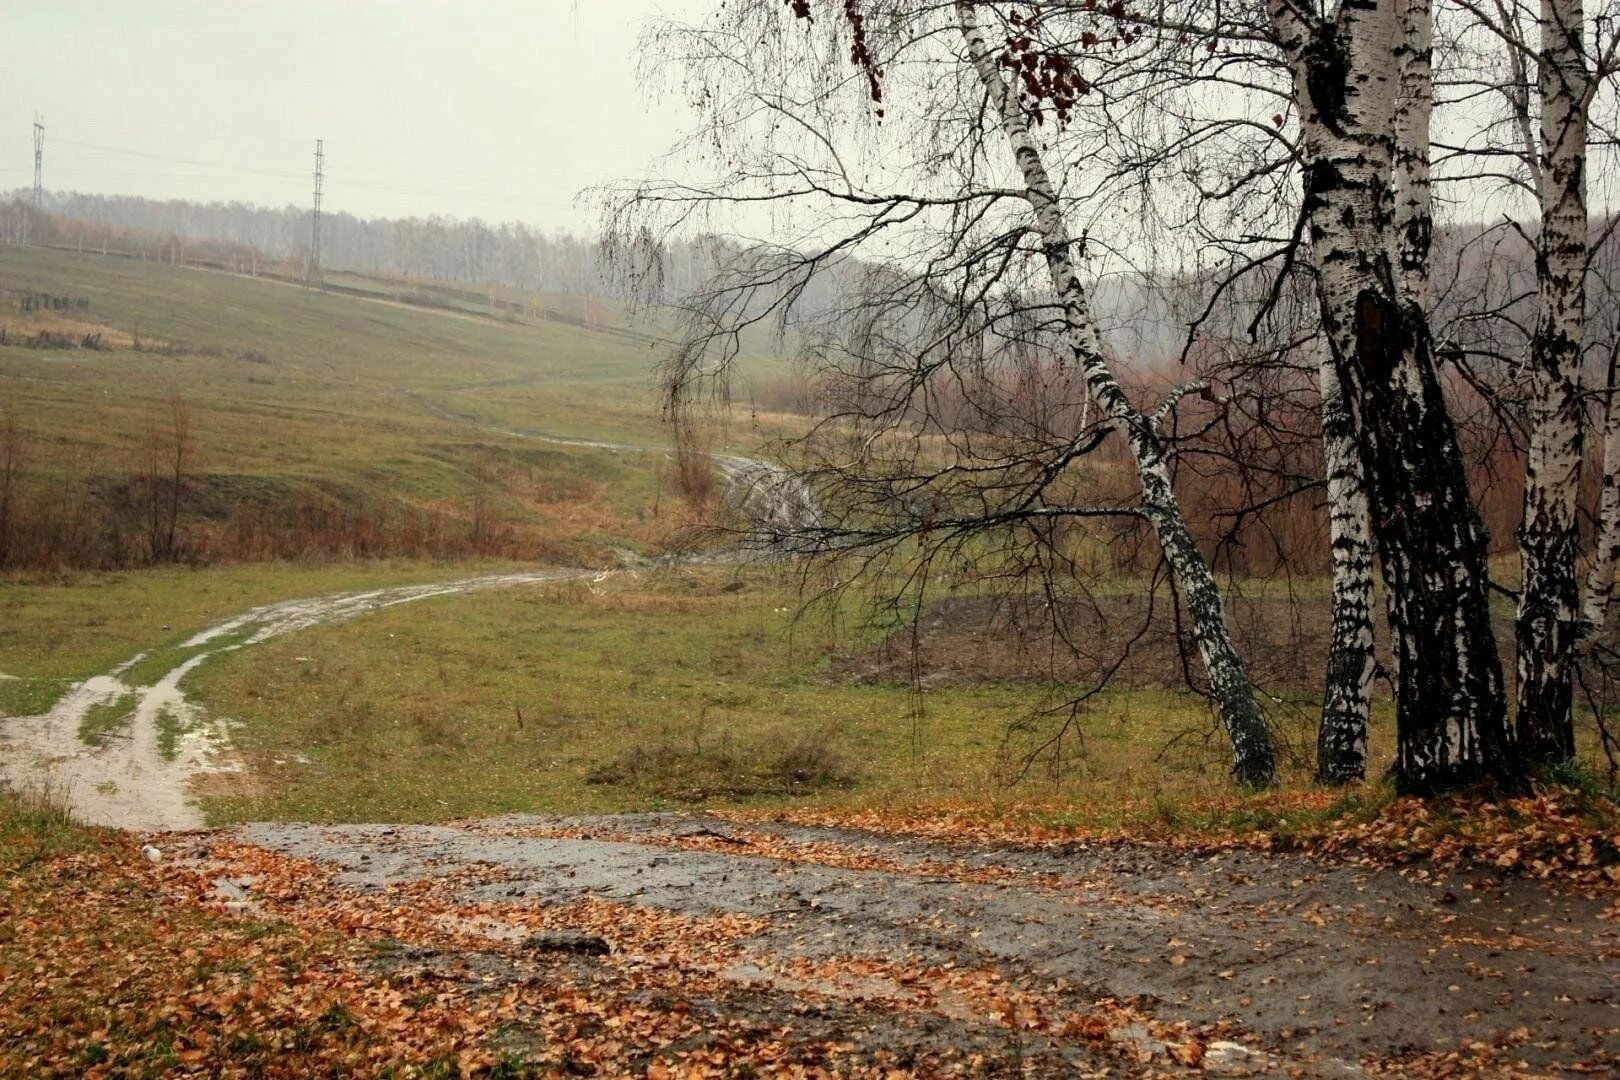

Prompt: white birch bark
xmin=1516 ymin=0 xmax=1589 ymax=764
xmin=1392 ymin=0 xmax=1434 ymax=304
xmin=1585 ymin=351 xmax=1620 ymax=629
xmin=1271 ymin=0 xmax=1515 ymax=792
xmin=957 ymin=0 xmax=1276 ymax=786
xmin=1311 ymin=0 xmax=1431 ymax=785
xmin=1316 ymin=346 xmax=1377 ymax=783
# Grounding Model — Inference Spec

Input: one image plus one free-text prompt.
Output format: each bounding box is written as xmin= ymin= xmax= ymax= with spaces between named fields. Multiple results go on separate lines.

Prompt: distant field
xmin=0 ymin=245 xmax=772 ymax=567
xmin=3 ymin=245 xmax=666 ymax=440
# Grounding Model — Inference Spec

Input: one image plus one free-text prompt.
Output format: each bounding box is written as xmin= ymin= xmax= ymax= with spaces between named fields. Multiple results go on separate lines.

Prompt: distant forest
xmin=11 ymin=189 xmax=1604 ymax=377
xmin=0 ymin=190 xmax=1197 ymax=362
xmin=0 ymin=189 xmax=701 ymax=299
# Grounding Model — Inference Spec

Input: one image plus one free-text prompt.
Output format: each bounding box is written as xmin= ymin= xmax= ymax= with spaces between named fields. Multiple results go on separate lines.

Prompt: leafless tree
xmin=0 ymin=407 xmax=22 ymax=569
xmin=607 ymin=0 xmax=1300 ymax=785
xmin=615 ymin=0 xmax=1620 ymax=793
xmin=141 ymin=394 xmax=191 ymax=564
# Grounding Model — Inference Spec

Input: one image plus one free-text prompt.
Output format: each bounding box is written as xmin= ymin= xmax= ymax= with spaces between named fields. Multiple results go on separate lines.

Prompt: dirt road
xmin=0 ymin=569 xmax=606 ymax=830
xmin=0 ymin=399 xmax=814 ymax=831
xmin=179 ymin=812 xmax=1619 ymax=1076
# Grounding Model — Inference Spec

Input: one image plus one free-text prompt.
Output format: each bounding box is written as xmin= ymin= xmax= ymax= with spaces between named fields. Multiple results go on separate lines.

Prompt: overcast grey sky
xmin=0 ymin=1 xmax=706 ymax=230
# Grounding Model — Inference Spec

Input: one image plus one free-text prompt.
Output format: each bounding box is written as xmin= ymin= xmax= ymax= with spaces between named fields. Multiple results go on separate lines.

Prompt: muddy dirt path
xmin=0 ymin=569 xmax=607 ymax=830
xmin=0 ymin=386 xmax=811 ymax=831
xmin=192 ymin=813 xmax=1616 ymax=1075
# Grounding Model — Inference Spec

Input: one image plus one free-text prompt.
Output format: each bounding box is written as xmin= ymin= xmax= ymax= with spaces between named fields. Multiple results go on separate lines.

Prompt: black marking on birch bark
xmin=1397 ymin=215 xmax=1431 ymax=276
xmin=1353 ymin=291 xmax=1397 ymax=384
xmin=1304 ymin=23 xmax=1351 ymax=136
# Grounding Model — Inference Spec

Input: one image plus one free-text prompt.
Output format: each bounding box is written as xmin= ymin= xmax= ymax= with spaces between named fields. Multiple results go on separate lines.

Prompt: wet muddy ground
xmin=0 ymin=570 xmax=602 ymax=830
xmin=191 ymin=813 xmax=1619 ymax=1075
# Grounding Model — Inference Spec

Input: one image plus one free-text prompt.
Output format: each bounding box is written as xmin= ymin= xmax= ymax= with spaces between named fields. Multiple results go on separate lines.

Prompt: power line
xmin=32 ymin=114 xmax=45 ymax=208
xmin=308 ymin=138 xmax=323 ymax=286
xmin=47 ymin=134 xmax=579 ymax=211
xmin=52 ymin=136 xmax=306 ymax=181
xmin=20 ymin=127 xmax=593 ymax=228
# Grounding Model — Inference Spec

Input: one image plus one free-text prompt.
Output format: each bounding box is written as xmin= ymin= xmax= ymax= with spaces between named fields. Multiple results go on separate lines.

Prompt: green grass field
xmin=181 ymin=566 xmax=1381 ymax=825
xmin=0 ymin=560 xmax=541 ymax=715
xmin=4 ymin=246 xmax=1610 ymax=837
xmin=0 ymin=246 xmax=760 ymax=568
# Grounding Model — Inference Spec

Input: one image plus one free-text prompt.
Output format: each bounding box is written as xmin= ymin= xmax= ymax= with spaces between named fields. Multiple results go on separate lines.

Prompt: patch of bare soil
xmin=830 ymin=594 xmax=1524 ymax=698
xmin=200 ymin=813 xmax=1618 ymax=1075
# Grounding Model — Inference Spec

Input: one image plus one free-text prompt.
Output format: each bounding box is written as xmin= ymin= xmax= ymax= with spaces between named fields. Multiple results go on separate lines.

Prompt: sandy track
xmin=0 ymin=568 xmax=605 ymax=830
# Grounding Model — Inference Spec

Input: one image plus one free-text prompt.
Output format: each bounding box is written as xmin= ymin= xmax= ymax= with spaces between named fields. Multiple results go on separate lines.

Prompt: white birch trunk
xmin=1316 ymin=346 xmax=1378 ymax=783
xmin=1585 ymin=350 xmax=1620 ymax=629
xmin=957 ymin=0 xmax=1276 ymax=786
xmin=1392 ymin=0 xmax=1434 ymax=303
xmin=1271 ymin=0 xmax=1514 ymax=792
xmin=1516 ymin=0 xmax=1589 ymax=764
xmin=1310 ymin=0 xmax=1432 ymax=785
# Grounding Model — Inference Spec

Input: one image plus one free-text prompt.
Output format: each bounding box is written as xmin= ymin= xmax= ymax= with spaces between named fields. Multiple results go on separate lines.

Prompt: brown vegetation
xmin=0 ymin=410 xmax=634 ymax=573
xmin=750 ymin=363 xmax=1550 ymax=578
xmin=585 ymin=722 xmax=857 ymax=801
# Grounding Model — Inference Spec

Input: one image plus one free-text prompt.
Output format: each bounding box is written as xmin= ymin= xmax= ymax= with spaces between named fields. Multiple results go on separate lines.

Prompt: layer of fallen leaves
xmin=0 ymin=831 xmax=477 ymax=1076
xmin=0 ymin=831 xmax=845 ymax=1076
xmin=1301 ymin=790 xmax=1620 ymax=887
xmin=197 ymin=837 xmax=1223 ymax=1074
xmin=4 ymin=822 xmax=1213 ymax=1076
xmin=725 ymin=784 xmax=1620 ymax=899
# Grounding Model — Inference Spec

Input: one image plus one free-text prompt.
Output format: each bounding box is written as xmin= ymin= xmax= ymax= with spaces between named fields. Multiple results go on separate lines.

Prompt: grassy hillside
xmin=3 ymin=245 xmax=668 ymax=439
xmin=0 ymin=246 xmax=727 ymax=567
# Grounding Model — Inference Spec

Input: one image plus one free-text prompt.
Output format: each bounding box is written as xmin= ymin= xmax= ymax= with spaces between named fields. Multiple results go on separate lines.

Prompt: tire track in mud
xmin=0 ymin=401 xmax=815 ymax=830
xmin=406 ymin=393 xmax=820 ymax=539
xmin=0 ymin=568 xmax=609 ymax=830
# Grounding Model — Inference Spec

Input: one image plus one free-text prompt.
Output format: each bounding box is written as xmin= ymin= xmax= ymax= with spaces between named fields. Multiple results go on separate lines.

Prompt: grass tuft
xmin=77 ymin=693 xmax=135 ymax=747
xmin=0 ymin=677 xmax=70 ymax=717
xmin=155 ymin=705 xmax=185 ymax=761
xmin=0 ymin=779 xmax=91 ymax=871
xmin=585 ymin=723 xmax=857 ymax=802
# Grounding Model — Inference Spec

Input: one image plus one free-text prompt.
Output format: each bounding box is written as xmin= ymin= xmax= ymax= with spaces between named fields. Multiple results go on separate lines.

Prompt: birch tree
xmin=1315 ymin=347 xmax=1379 ymax=783
xmin=1267 ymin=0 xmax=1520 ymax=791
xmin=1439 ymin=0 xmax=1620 ymax=765
xmin=609 ymin=0 xmax=1279 ymax=785
xmin=955 ymin=0 xmax=1277 ymax=783
xmin=1509 ymin=0 xmax=1588 ymax=764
